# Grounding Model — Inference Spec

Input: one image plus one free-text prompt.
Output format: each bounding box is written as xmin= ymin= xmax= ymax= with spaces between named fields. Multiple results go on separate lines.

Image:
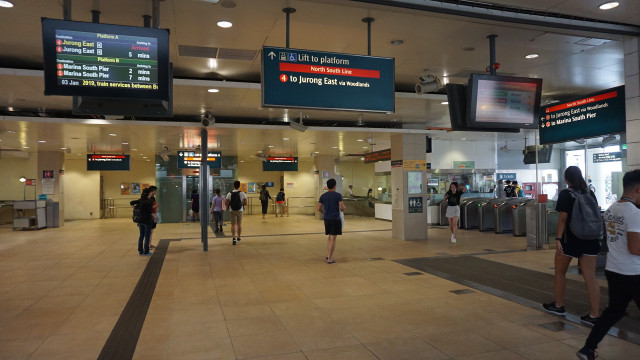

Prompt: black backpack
xmin=567 ymin=188 xmax=603 ymax=240
xmin=132 ymin=200 xmax=142 ymax=223
xmin=504 ymin=186 xmax=515 ymax=197
xmin=229 ymin=191 xmax=243 ymax=211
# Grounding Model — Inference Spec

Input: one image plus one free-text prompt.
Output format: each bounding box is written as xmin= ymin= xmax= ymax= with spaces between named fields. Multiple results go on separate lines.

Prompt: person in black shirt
xmin=443 ymin=182 xmax=466 ymax=244
xmin=504 ymin=180 xmax=516 ymax=197
xmin=136 ymin=188 xmax=154 ymax=256
xmin=543 ymin=166 xmax=601 ymax=326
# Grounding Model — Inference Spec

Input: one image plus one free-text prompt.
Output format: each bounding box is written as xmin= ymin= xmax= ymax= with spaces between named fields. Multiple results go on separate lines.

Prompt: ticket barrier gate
xmin=526 ymin=201 xmax=559 ymax=248
xmin=512 ymin=200 xmax=532 ymax=236
xmin=439 ymin=201 xmax=449 ymax=226
xmin=461 ymin=198 xmax=486 ymax=229
xmin=479 ymin=199 xmax=504 ymax=231
xmin=458 ymin=198 xmax=477 ymax=228
xmin=494 ymin=198 xmax=527 ymax=233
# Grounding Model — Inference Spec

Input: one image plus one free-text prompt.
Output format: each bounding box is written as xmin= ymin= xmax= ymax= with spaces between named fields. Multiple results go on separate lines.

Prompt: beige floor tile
xmin=249 ymin=352 xmax=307 ymax=360
xmin=226 ymin=316 xmax=286 ymax=337
xmin=27 ymin=332 xmax=105 ymax=360
xmin=222 ymin=303 xmax=276 ymax=320
xmin=511 ymin=340 xmax=584 ymax=360
xmin=231 ymin=330 xmax=300 ymax=359
xmin=364 ymin=336 xmax=450 ymax=360
xmin=0 ymin=336 xmax=47 ymax=360
xmin=456 ymin=349 xmax=528 ymax=360
xmin=303 ymin=344 xmax=379 ymax=360
xmin=421 ymin=331 xmax=504 ymax=358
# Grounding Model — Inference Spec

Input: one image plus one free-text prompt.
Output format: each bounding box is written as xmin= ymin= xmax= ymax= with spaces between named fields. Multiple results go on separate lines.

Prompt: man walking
xmin=317 ymin=178 xmax=345 ymax=264
xmin=577 ymin=169 xmax=640 ymax=360
xmin=226 ymin=180 xmax=247 ymax=245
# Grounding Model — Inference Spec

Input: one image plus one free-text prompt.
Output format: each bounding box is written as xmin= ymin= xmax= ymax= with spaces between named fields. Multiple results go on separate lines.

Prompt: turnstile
xmin=478 ymin=199 xmax=504 ymax=231
xmin=439 ymin=201 xmax=449 ymax=226
xmin=495 ymin=198 xmax=532 ymax=234
xmin=461 ymin=198 xmax=485 ymax=229
xmin=526 ymin=201 xmax=559 ymax=248
xmin=512 ymin=200 xmax=531 ymax=236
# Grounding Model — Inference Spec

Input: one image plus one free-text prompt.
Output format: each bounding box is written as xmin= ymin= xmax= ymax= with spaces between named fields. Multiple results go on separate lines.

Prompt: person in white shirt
xmin=225 ymin=180 xmax=248 ymax=245
xmin=577 ymin=169 xmax=640 ymax=360
xmin=346 ymin=185 xmax=354 ymax=197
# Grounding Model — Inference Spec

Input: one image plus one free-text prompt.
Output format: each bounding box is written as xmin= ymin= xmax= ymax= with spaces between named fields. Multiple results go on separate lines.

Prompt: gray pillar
xmin=624 ymin=36 xmax=640 ymax=171
xmin=200 ymin=128 xmax=209 ymax=251
xmin=391 ymin=134 xmax=428 ymax=241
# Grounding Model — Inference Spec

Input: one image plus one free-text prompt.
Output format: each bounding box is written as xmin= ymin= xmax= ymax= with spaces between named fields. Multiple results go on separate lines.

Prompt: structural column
xmin=624 ymin=36 xmax=640 ymax=171
xmin=391 ymin=134 xmax=428 ymax=241
xmin=36 ymin=151 xmax=65 ymax=224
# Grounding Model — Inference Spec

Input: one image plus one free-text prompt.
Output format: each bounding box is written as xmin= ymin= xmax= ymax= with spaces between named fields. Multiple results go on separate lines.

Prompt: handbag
xmin=188 ymin=209 xmax=193 ymax=217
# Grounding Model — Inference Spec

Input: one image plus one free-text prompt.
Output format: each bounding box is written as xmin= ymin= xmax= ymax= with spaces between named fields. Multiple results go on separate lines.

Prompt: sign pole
xmin=200 ymin=128 xmax=209 ymax=252
xmin=283 ymin=8 xmax=296 ymax=48
xmin=487 ymin=34 xmax=497 ymax=76
xmin=362 ymin=17 xmax=375 ymax=56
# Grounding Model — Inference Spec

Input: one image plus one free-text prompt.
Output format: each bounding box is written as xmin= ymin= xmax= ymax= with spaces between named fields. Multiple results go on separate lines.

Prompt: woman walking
xmin=210 ymin=188 xmax=225 ymax=232
xmin=543 ymin=166 xmax=601 ymax=326
xmin=443 ymin=182 xmax=465 ymax=244
xmin=260 ymin=184 xmax=272 ymax=219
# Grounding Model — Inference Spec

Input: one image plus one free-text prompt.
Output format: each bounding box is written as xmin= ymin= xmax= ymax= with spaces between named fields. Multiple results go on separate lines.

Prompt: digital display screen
xmin=467 ymin=74 xmax=542 ymax=129
xmin=408 ymin=172 xmax=422 ymax=194
xmin=42 ymin=18 xmax=170 ymax=100
xmin=263 ymin=157 xmax=299 ymax=171
xmin=87 ymin=154 xmax=130 ymax=171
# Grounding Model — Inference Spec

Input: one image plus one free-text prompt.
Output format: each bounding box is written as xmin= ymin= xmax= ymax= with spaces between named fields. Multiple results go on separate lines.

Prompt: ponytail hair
xmin=564 ymin=166 xmax=588 ymax=193
xmin=141 ymin=188 xmax=151 ymax=201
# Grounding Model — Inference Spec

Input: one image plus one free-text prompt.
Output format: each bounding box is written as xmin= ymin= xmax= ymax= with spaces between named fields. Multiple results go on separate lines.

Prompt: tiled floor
xmin=0 ymin=215 xmax=638 ymax=359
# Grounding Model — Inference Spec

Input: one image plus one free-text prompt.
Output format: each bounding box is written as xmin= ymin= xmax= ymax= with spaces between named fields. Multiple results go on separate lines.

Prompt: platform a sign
xmin=262 ymin=46 xmax=394 ymax=113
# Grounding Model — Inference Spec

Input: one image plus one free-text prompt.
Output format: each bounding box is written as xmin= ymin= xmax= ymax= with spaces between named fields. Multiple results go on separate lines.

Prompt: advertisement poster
xmin=239 ymin=183 xmax=248 ymax=193
xmin=131 ymin=183 xmax=141 ymax=195
xmin=141 ymin=183 xmax=151 ymax=190
xmin=120 ymin=183 xmax=130 ymax=195
xmin=247 ymin=183 xmax=256 ymax=193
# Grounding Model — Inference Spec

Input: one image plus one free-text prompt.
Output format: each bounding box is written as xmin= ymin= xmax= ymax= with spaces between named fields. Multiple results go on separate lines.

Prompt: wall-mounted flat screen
xmin=539 ymin=86 xmax=625 ymax=145
xmin=87 ymin=154 xmax=130 ymax=171
xmin=42 ymin=18 xmax=170 ymax=100
xmin=177 ymin=151 xmax=221 ymax=169
xmin=445 ymin=83 xmax=519 ymax=133
xmin=467 ymin=74 xmax=542 ymax=129
xmin=262 ymin=46 xmax=394 ymax=113
xmin=523 ymin=145 xmax=553 ymax=164
xmin=263 ymin=157 xmax=298 ymax=171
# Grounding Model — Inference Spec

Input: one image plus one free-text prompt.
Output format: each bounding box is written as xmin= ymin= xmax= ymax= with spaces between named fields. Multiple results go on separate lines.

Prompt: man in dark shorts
xmin=317 ymin=178 xmax=345 ymax=264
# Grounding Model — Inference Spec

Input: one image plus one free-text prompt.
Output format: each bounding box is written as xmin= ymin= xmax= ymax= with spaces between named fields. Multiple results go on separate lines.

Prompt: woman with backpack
xmin=260 ymin=184 xmax=272 ymax=219
xmin=543 ymin=166 xmax=601 ymax=326
xmin=275 ymin=188 xmax=286 ymax=217
xmin=136 ymin=188 xmax=155 ymax=256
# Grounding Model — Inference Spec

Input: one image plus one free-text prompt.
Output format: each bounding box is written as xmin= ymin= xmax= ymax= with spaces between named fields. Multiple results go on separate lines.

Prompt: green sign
xmin=453 ymin=161 xmax=475 ymax=169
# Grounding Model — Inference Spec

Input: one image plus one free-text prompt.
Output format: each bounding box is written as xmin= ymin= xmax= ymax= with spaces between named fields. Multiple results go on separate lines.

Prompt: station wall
xmin=0 ymin=155 xmax=37 ymax=201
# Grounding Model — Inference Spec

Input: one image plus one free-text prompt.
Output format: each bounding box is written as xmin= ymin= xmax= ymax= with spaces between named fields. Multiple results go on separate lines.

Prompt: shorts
xmin=229 ymin=210 xmax=243 ymax=224
xmin=561 ymin=239 xmax=601 ymax=258
xmin=445 ymin=205 xmax=460 ymax=218
xmin=324 ymin=219 xmax=342 ymax=236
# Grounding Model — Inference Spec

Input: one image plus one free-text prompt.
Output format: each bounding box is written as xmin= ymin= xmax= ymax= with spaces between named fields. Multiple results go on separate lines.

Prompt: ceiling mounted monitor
xmin=42 ymin=18 xmax=170 ymax=100
xmin=445 ymin=83 xmax=519 ymax=133
xmin=466 ymin=74 xmax=542 ymax=129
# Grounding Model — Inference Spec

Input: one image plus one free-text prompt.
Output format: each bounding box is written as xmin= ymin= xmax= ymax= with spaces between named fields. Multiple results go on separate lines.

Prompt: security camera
xmin=201 ymin=111 xmax=214 ymax=127
xmin=415 ymin=74 xmax=441 ymax=94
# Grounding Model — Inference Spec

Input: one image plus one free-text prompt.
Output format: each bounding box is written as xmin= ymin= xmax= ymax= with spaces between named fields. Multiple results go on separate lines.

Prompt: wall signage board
xmin=403 ymin=160 xmax=427 ymax=170
xmin=408 ymin=196 xmax=423 ymax=213
xmin=263 ymin=157 xmax=299 ymax=171
xmin=497 ymin=173 xmax=517 ymax=181
xmin=593 ymin=152 xmax=622 ymax=163
xmin=364 ymin=149 xmax=391 ymax=163
xmin=177 ymin=151 xmax=221 ymax=169
xmin=87 ymin=154 xmax=130 ymax=171
xmin=539 ymin=86 xmax=626 ymax=145
xmin=262 ymin=46 xmax=394 ymax=113
xmin=391 ymin=160 xmax=403 ymax=168
xmin=453 ymin=160 xmax=475 ymax=169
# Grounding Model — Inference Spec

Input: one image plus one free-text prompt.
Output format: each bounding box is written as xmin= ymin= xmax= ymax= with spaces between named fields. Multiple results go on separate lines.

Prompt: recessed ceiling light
xmin=217 ymin=20 xmax=232 ymax=28
xmin=332 ymin=146 xmax=338 ymax=149
xmin=283 ymin=137 xmax=289 ymax=141
xmin=314 ymin=151 xmax=320 ymax=154
xmin=23 ymin=146 xmax=29 ymax=149
xmin=363 ymin=146 xmax=368 ymax=149
xmin=122 ymin=142 xmax=129 ymax=145
xmin=108 ymin=133 xmax=116 ymax=136
xmin=268 ymin=145 xmax=274 ymax=148
xmin=60 ymin=147 xmax=67 ymax=150
xmin=0 ymin=1 xmax=14 ymax=8
xmin=240 ymin=160 xmax=244 ymax=162
xmin=525 ymin=53 xmax=539 ymax=59
xmin=599 ymin=2 xmax=619 ymax=10
xmin=146 ymin=159 xmax=150 ymax=162
xmin=7 ymin=130 xmax=16 ymax=133
xmin=357 ymin=139 xmax=363 ymax=142
xmin=143 ymin=156 xmax=148 ymax=159
xmin=7 ymin=106 xmax=14 ymax=111
xmin=207 ymin=88 xmax=219 ymax=93
xmin=360 ymin=157 xmax=365 ymax=160
xmin=390 ymin=39 xmax=404 ymax=46
xmin=38 ymin=140 xmax=46 ymax=143
xmin=132 ymin=148 xmax=137 ymax=151
xmin=441 ymin=101 xmax=449 ymax=105
xmin=461 ymin=138 xmax=466 ymax=141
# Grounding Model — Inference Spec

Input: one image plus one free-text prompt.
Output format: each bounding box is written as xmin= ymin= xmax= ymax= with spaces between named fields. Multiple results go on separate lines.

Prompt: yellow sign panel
xmin=402 ymin=160 xmax=427 ymax=170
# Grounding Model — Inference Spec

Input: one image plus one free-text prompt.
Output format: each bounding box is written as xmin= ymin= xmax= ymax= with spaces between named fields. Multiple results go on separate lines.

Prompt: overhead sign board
xmin=364 ymin=149 xmax=391 ymax=163
xmin=263 ymin=157 xmax=299 ymax=171
xmin=262 ymin=46 xmax=395 ymax=113
xmin=87 ymin=154 xmax=130 ymax=171
xmin=453 ymin=161 xmax=475 ymax=169
xmin=177 ymin=151 xmax=221 ymax=169
xmin=593 ymin=152 xmax=622 ymax=163
xmin=539 ymin=86 xmax=626 ymax=145
xmin=497 ymin=173 xmax=517 ymax=181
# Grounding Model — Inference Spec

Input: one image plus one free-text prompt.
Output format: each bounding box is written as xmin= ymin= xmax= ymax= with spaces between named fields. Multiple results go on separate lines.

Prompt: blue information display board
xmin=87 ymin=154 xmax=130 ymax=171
xmin=263 ymin=157 xmax=298 ymax=171
xmin=262 ymin=46 xmax=395 ymax=113
xmin=177 ymin=151 xmax=221 ymax=169
xmin=539 ymin=86 xmax=626 ymax=145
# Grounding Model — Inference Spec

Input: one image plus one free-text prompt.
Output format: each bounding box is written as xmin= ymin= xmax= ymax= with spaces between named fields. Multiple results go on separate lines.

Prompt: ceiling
xmin=0 ymin=0 xmax=638 ymax=160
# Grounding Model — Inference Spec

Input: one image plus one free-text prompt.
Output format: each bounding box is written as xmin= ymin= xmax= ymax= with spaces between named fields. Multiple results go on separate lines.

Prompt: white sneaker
xmin=451 ymin=238 xmax=456 ymax=244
